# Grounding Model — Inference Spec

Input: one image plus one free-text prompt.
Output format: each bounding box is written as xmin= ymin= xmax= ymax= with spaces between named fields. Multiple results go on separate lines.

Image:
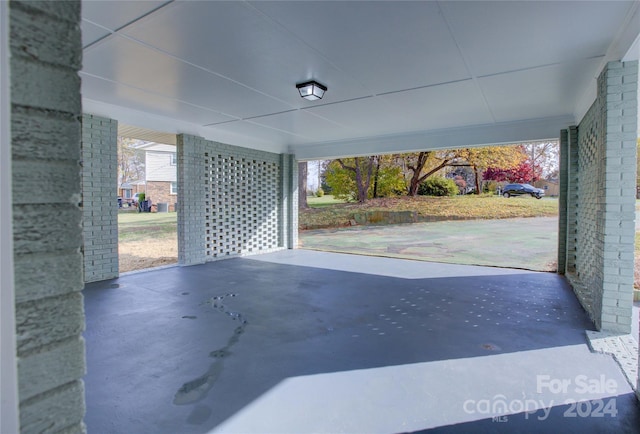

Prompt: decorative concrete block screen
xmin=81 ymin=114 xmax=119 ymax=282
xmin=575 ymin=104 xmax=602 ymax=312
xmin=563 ymin=61 xmax=638 ymax=333
xmin=178 ymin=134 xmax=296 ymax=265
xmin=9 ymin=1 xmax=87 ymax=432
xmin=207 ymin=154 xmax=279 ymax=257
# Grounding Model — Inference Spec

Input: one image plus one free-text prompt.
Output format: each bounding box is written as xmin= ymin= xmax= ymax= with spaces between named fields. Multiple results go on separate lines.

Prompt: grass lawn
xmin=307 ymin=194 xmax=346 ymax=208
xmin=300 ymin=195 xmax=559 ymax=230
xmin=118 ymin=212 xmax=177 ymax=242
xmin=118 ymin=211 xmax=177 ymax=272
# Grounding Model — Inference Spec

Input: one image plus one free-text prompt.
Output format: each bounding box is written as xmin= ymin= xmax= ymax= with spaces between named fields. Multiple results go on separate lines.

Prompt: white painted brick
xmin=81 ymin=113 xmax=118 ymax=282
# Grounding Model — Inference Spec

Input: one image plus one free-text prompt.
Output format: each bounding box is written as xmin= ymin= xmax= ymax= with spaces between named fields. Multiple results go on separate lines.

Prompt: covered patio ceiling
xmin=81 ymin=1 xmax=640 ymax=159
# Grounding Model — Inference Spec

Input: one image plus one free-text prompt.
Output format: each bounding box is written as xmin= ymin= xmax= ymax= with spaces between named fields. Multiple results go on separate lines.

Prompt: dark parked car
xmin=502 ymin=183 xmax=544 ymax=199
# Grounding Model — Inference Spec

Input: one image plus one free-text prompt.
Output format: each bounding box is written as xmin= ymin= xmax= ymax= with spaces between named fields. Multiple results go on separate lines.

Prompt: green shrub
xmin=484 ymin=180 xmax=499 ymax=193
xmin=316 ymin=188 xmax=325 ymax=197
xmin=418 ymin=176 xmax=459 ymax=197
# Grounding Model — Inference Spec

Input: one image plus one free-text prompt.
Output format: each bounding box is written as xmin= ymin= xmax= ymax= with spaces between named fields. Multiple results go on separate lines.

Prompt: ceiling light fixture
xmin=296 ymin=80 xmax=327 ymax=101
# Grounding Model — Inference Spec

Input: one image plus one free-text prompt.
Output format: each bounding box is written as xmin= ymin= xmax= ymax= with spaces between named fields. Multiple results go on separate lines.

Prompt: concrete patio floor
xmin=83 ymin=250 xmax=640 ymax=433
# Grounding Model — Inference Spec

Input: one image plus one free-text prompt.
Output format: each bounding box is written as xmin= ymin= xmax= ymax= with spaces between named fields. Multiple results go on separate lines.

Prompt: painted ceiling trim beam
xmin=293 ymin=115 xmax=575 ymax=161
xmin=82 ymin=98 xmax=290 ymax=154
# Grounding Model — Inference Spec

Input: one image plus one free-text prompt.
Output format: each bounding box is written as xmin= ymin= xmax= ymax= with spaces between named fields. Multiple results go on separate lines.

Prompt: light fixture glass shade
xmin=296 ymin=80 xmax=327 ymax=101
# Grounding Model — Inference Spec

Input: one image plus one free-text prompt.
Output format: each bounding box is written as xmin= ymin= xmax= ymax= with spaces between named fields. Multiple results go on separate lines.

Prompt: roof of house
xmin=132 ymin=142 xmax=176 ymax=153
xmin=120 ymin=180 xmax=146 ymax=189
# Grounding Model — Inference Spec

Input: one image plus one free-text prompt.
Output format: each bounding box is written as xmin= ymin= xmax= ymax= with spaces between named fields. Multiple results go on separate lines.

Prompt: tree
xmin=520 ymin=141 xmax=559 ymax=179
xmin=484 ymin=142 xmax=559 ymax=185
xmin=373 ymin=165 xmax=406 ymax=198
xmin=484 ymin=161 xmax=538 ymax=184
xmin=117 ymin=137 xmax=145 ymax=186
xmin=404 ymin=147 xmax=525 ymax=195
xmin=298 ymin=161 xmax=309 ymax=209
xmin=325 ymin=156 xmax=405 ymax=202
xmin=325 ymin=145 xmax=529 ymax=200
xmin=456 ymin=146 xmax=526 ymax=193
xmin=404 ymin=151 xmax=456 ymax=196
xmin=324 ymin=160 xmax=357 ymax=201
xmin=325 ymin=157 xmax=377 ymax=203
xmin=335 ymin=156 xmax=378 ymax=203
xmin=371 ymin=154 xmax=406 ymax=198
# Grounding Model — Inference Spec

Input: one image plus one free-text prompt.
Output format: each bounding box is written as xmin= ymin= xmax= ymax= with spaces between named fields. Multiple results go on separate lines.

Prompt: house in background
xmin=118 ymin=179 xmax=145 ymax=205
xmin=136 ymin=142 xmax=178 ymax=211
xmin=533 ymin=179 xmax=560 ymax=197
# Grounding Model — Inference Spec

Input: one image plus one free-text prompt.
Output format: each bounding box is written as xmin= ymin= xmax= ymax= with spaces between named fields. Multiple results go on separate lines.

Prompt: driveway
xmin=299 ymin=217 xmax=558 ymax=272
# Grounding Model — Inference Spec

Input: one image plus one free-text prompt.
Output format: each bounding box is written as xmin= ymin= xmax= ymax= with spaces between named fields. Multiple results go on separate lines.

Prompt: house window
xmin=124 ymin=189 xmax=132 ymax=199
xmin=170 ymin=182 xmax=177 ymax=195
xmin=170 ymin=153 xmax=177 ymax=166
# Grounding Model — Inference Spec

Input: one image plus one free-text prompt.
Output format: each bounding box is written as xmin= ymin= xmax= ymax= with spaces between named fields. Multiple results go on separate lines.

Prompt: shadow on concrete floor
xmin=83 ymin=250 xmax=639 ymax=433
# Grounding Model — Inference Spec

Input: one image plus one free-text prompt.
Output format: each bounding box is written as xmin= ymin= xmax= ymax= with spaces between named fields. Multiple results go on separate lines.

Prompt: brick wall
xmin=145 ymin=181 xmax=176 ymax=210
xmin=81 ymin=114 xmax=119 ymax=282
xmin=557 ymin=129 xmax=568 ymax=274
xmin=9 ymin=1 xmax=86 ymax=432
xmin=566 ymin=126 xmax=579 ymax=275
xmin=564 ymin=61 xmax=638 ymax=333
xmin=177 ymin=134 xmax=296 ymax=265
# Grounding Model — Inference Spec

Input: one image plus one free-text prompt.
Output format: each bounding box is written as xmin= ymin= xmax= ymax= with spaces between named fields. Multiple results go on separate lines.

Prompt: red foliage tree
xmin=483 ymin=161 xmax=540 ymax=184
xmin=482 ymin=167 xmax=509 ymax=182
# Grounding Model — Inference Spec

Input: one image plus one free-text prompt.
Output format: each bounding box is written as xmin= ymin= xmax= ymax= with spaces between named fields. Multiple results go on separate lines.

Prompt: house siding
xmin=146 ymin=150 xmax=177 ymax=182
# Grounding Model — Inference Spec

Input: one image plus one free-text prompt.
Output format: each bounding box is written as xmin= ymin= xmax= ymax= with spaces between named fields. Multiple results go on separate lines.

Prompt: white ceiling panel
xmin=122 ymin=1 xmax=370 ymax=105
xmin=83 ymin=36 xmax=292 ymax=119
xmin=81 ymin=20 xmax=111 ymax=47
xmin=441 ymin=1 xmax=634 ymax=77
xmin=478 ymin=59 xmax=603 ymax=122
xmin=306 ymin=96 xmax=417 ymax=139
xmin=251 ymin=1 xmax=471 ymax=93
xmin=248 ymin=110 xmax=354 ymax=144
xmin=81 ymin=73 xmax=236 ymax=126
xmin=379 ymin=80 xmax=494 ymax=132
xmin=78 ymin=1 xmax=640 ymax=158
xmin=82 ymin=0 xmax=170 ymax=34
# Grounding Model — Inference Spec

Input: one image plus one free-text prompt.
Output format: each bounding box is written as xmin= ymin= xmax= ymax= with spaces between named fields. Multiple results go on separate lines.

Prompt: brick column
xmin=569 ymin=61 xmax=637 ymax=333
xmin=599 ymin=61 xmax=637 ymax=333
xmin=290 ymin=156 xmax=299 ymax=249
xmin=177 ymin=134 xmax=207 ymax=265
xmin=9 ymin=1 xmax=86 ymax=431
xmin=81 ymin=114 xmax=119 ymax=282
xmin=557 ymin=129 xmax=568 ymax=274
xmin=565 ymin=126 xmax=579 ymax=274
xmin=280 ymin=154 xmax=298 ymax=249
